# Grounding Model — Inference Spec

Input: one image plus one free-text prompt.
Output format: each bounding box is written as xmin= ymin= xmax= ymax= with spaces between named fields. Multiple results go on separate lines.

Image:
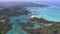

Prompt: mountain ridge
xmin=0 ymin=2 xmax=49 ymax=8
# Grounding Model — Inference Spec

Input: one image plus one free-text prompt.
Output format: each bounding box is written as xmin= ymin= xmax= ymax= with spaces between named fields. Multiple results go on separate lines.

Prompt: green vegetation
xmin=0 ymin=19 xmax=12 ymax=34
xmin=0 ymin=7 xmax=31 ymax=17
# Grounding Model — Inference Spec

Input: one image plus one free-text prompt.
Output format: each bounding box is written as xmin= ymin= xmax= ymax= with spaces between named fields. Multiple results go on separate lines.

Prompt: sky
xmin=0 ymin=0 xmax=60 ymax=7
xmin=0 ymin=0 xmax=60 ymax=2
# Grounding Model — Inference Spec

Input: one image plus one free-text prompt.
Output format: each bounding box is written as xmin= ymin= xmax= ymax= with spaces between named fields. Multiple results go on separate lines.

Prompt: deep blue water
xmin=7 ymin=6 xmax=60 ymax=34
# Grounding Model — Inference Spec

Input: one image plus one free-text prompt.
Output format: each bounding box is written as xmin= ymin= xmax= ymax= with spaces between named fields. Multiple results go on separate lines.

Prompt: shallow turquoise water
xmin=26 ymin=7 xmax=60 ymax=22
xmin=7 ymin=6 xmax=60 ymax=34
xmin=7 ymin=14 xmax=34 ymax=34
xmin=7 ymin=15 xmax=29 ymax=34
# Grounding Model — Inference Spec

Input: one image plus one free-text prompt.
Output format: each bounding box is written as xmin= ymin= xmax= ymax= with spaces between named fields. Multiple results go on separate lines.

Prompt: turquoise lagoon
xmin=7 ymin=6 xmax=60 ymax=34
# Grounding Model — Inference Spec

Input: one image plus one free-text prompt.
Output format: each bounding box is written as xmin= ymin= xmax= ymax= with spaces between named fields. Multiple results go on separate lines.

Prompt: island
xmin=0 ymin=2 xmax=59 ymax=34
